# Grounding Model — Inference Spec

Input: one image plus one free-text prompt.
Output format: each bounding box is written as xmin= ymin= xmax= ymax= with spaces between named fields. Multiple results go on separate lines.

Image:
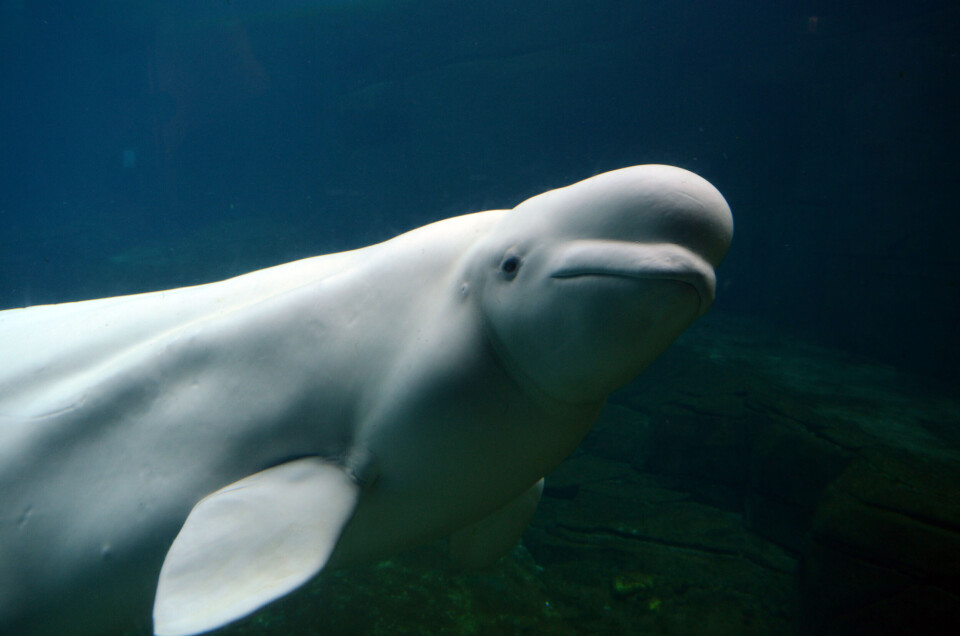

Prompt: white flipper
xmin=153 ymin=457 xmax=361 ymax=636
xmin=447 ymin=479 xmax=544 ymax=569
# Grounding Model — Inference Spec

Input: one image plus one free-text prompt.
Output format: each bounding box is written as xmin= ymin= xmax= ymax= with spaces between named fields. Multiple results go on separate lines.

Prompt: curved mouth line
xmin=547 ymin=241 xmax=718 ymax=315
xmin=552 ymin=268 xmax=709 ymax=303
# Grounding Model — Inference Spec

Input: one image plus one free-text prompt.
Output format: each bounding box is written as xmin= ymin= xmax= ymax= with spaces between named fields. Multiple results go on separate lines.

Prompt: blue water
xmin=2 ymin=1 xmax=957 ymax=381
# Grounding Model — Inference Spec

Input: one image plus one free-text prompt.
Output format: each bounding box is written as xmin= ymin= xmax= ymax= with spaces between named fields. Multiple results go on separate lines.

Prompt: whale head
xmin=471 ymin=165 xmax=733 ymax=405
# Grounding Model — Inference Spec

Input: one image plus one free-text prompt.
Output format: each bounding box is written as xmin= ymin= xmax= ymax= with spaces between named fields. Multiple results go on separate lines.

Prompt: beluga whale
xmin=0 ymin=165 xmax=733 ymax=635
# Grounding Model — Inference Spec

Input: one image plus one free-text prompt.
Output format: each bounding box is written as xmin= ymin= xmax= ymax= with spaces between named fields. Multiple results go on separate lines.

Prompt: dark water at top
xmin=1 ymin=3 xmax=959 ymax=635
xmin=2 ymin=0 xmax=957 ymax=381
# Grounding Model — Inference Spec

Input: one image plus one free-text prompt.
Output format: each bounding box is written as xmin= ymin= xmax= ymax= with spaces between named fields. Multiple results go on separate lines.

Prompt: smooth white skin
xmin=0 ymin=165 xmax=732 ymax=635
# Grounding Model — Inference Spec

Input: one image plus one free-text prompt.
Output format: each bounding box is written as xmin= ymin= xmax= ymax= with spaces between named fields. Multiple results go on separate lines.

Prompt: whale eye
xmin=500 ymin=254 xmax=521 ymax=279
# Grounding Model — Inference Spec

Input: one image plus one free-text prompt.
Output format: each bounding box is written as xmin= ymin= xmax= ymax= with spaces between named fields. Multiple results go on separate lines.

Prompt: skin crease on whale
xmin=0 ymin=165 xmax=733 ymax=636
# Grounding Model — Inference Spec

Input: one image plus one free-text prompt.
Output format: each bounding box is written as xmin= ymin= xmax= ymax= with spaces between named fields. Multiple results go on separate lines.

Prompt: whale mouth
xmin=549 ymin=240 xmax=717 ymax=315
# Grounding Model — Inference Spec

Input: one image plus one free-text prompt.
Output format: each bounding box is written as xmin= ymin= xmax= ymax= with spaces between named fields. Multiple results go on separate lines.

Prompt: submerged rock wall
xmin=543 ymin=312 xmax=960 ymax=634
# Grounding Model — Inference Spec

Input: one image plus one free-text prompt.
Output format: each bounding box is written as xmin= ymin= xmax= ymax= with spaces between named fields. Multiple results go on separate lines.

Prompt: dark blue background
xmin=1 ymin=0 xmax=958 ymax=381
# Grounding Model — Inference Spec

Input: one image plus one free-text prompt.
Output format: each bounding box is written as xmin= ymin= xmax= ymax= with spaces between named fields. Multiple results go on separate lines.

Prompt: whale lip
xmin=549 ymin=240 xmax=717 ymax=315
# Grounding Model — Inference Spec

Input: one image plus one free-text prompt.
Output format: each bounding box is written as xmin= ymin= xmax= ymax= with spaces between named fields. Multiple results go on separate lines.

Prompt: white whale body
xmin=0 ymin=165 xmax=733 ymax=635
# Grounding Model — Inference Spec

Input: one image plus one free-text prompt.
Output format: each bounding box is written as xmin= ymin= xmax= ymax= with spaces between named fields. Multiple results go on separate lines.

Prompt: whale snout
xmin=547 ymin=165 xmax=733 ymax=315
xmin=550 ymin=240 xmax=718 ymax=315
xmin=664 ymin=186 xmax=734 ymax=271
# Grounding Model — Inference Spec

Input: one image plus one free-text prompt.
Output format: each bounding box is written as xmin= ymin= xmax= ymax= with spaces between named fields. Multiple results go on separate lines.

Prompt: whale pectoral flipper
xmin=447 ymin=478 xmax=545 ymax=569
xmin=152 ymin=457 xmax=361 ymax=636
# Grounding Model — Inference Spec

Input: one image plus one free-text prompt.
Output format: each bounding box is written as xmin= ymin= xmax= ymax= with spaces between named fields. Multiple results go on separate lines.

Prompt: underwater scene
xmin=1 ymin=1 xmax=958 ymax=635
